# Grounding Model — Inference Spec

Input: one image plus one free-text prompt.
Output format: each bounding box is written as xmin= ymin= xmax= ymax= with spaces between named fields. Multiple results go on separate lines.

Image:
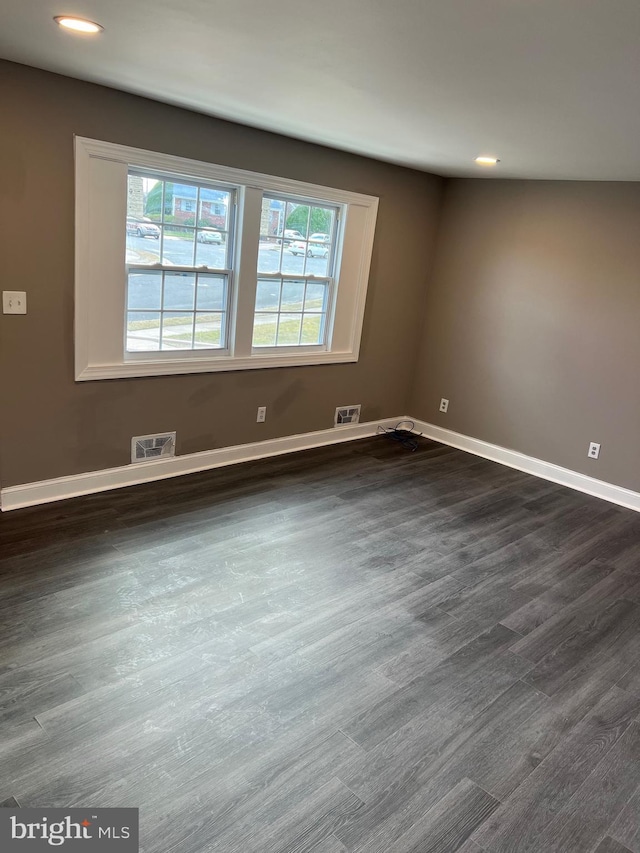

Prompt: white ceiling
xmin=2 ymin=0 xmax=640 ymax=180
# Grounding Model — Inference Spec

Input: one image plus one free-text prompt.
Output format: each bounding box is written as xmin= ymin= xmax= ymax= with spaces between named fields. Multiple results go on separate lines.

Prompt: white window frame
xmin=74 ymin=137 xmax=379 ymax=381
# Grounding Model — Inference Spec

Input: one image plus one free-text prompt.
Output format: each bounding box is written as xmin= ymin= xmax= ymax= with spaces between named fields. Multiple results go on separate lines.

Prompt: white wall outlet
xmin=588 ymin=442 xmax=601 ymax=460
xmin=3 ymin=291 xmax=27 ymax=314
xmin=257 ymin=406 xmax=267 ymax=423
xmin=439 ymin=398 xmax=449 ymax=413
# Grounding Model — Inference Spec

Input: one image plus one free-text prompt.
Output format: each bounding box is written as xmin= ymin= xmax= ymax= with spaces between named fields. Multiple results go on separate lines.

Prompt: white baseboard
xmin=0 ymin=418 xmax=401 ymax=511
xmin=412 ymin=419 xmax=640 ymax=514
xmin=3 ymin=416 xmax=639 ymax=513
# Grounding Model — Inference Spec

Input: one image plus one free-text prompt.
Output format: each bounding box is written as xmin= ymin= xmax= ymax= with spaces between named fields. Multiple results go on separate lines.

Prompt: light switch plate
xmin=3 ymin=291 xmax=27 ymax=314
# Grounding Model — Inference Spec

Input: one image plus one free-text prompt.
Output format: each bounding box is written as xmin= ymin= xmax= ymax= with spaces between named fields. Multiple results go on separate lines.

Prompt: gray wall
xmin=3 ymin=61 xmax=639 ymax=496
xmin=0 ymin=60 xmax=443 ymax=487
xmin=410 ymin=178 xmax=640 ymax=492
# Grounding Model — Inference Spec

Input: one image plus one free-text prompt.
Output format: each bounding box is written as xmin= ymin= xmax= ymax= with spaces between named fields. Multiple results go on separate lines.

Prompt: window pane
xmin=256 ymin=279 xmax=281 ymax=311
xmin=126 ymin=174 xmax=161 ymax=264
xmin=281 ymin=281 xmax=305 ymax=311
xmin=127 ymin=271 xmax=162 ymax=310
xmin=304 ymin=282 xmax=328 ymax=312
xmin=198 ymin=188 xmax=230 ymax=231
xmin=138 ymin=176 xmax=166 ymax=220
xmin=127 ymin=173 xmax=148 ymax=220
xmin=301 ymin=314 xmax=324 ymax=344
xmin=196 ymin=274 xmax=226 ymax=311
xmin=194 ymin=313 xmax=223 ymax=348
xmin=282 ymin=246 xmax=306 ymax=275
xmin=304 ymin=243 xmax=330 ymax=277
xmin=196 ymin=185 xmax=231 ymax=269
xmin=128 ymin=172 xmax=233 ymax=272
xmin=195 ymin=230 xmax=227 ymax=269
xmin=276 ymin=313 xmax=303 ymax=346
xmin=252 ymin=277 xmax=329 ymax=349
xmin=258 ymin=196 xmax=284 ymax=273
xmin=257 ymin=241 xmax=285 ymax=274
xmin=303 ymin=208 xmax=334 ymax=276
xmin=126 ymin=227 xmax=161 ymax=264
xmin=310 ymin=207 xmax=335 ymax=239
xmin=252 ymin=313 xmax=278 ymax=347
xmin=258 ymin=195 xmax=337 ymax=280
xmin=127 ymin=312 xmax=160 ymax=352
xmin=284 ymin=201 xmax=310 ymax=242
xmin=162 ymin=225 xmax=195 ymax=266
xmin=260 ymin=195 xmax=284 ymax=241
xmin=164 ymin=272 xmax=196 ymax=310
xmin=171 ymin=182 xmax=198 ymax=223
xmin=161 ymin=312 xmax=194 ymax=350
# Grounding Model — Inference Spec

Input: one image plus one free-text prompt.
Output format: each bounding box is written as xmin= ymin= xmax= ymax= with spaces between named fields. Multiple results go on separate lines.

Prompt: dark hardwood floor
xmin=1 ymin=436 xmax=640 ymax=853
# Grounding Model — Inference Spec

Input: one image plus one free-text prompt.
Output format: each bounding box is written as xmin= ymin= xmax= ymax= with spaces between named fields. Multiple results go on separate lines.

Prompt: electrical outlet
xmin=588 ymin=442 xmax=600 ymax=460
xmin=257 ymin=406 xmax=267 ymax=423
xmin=3 ymin=291 xmax=27 ymax=314
xmin=439 ymin=398 xmax=449 ymax=413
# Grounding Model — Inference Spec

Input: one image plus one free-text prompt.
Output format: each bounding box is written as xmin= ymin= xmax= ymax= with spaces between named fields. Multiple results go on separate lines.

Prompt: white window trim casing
xmin=74 ymin=137 xmax=379 ymax=381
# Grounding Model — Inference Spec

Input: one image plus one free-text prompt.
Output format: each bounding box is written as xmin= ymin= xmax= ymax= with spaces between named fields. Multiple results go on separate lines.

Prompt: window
xmin=75 ymin=138 xmax=378 ymax=380
xmin=254 ymin=195 xmax=337 ymax=349
xmin=125 ymin=173 xmax=233 ymax=353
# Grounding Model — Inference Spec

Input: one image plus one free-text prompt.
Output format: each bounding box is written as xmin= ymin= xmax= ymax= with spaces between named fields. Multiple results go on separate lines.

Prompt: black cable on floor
xmin=377 ymin=420 xmax=423 ymax=452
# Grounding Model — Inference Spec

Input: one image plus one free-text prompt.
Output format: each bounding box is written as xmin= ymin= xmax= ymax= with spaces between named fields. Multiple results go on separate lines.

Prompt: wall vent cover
xmin=131 ymin=432 xmax=176 ymax=463
xmin=335 ymin=405 xmax=361 ymax=427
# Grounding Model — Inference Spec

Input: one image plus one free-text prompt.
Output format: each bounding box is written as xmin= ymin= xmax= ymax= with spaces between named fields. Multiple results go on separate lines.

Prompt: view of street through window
xmin=126 ymin=174 xmax=337 ymax=351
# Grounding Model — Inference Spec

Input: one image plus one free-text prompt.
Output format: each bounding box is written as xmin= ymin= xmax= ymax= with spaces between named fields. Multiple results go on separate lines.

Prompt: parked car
xmin=126 ymin=217 xmax=160 ymax=239
xmin=275 ymin=229 xmax=305 ymax=246
xmin=290 ymin=233 xmax=330 ymax=257
xmin=197 ymin=230 xmax=223 ymax=244
xmin=310 ymin=233 xmax=331 ymax=248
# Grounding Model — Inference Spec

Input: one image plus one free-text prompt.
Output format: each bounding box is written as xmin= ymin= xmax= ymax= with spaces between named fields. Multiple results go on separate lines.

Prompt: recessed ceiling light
xmin=54 ymin=16 xmax=104 ymax=34
xmin=475 ymin=156 xmax=500 ymax=166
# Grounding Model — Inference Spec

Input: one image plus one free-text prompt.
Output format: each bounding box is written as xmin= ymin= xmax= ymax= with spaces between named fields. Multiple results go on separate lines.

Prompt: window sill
xmin=75 ymin=350 xmax=360 ymax=381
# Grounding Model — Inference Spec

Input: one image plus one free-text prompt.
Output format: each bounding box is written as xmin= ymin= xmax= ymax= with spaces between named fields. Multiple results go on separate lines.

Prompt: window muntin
xmin=125 ymin=171 xmax=235 ymax=354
